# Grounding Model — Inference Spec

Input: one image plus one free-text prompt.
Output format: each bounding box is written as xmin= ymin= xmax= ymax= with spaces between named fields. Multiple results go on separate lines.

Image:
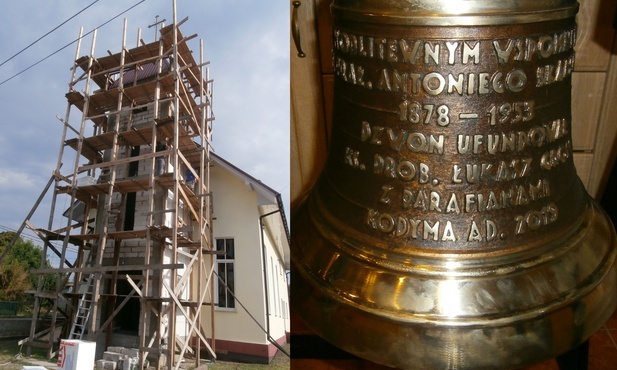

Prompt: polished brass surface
xmin=291 ymin=1 xmax=617 ymax=369
xmin=332 ymin=0 xmax=579 ymax=25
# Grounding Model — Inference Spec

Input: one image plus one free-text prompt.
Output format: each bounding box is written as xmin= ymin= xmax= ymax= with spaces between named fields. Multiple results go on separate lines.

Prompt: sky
xmin=0 ymin=0 xmax=290 ymax=254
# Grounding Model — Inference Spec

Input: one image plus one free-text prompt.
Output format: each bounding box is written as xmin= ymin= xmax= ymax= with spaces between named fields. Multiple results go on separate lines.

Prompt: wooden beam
xmin=91 ymin=280 xmax=142 ymax=340
xmin=78 ymin=148 xmax=170 ymax=172
xmin=31 ymin=263 xmax=183 ymax=274
xmin=25 ymin=221 xmax=75 ymax=268
xmin=162 ymin=281 xmax=214 ymax=360
xmin=0 ymin=175 xmax=55 ymax=264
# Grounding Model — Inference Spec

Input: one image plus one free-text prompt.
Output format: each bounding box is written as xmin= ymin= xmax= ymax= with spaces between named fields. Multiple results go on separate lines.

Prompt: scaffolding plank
xmin=70 ymin=71 xmax=176 ymax=119
xmin=58 ymin=176 xmax=152 ymax=198
xmin=96 ymin=225 xmax=195 ymax=243
xmin=161 ymin=25 xmax=208 ymax=98
xmin=35 ymin=228 xmax=96 ymax=246
xmin=85 ymin=71 xmax=175 ymax=114
xmin=67 ymin=119 xmax=176 ymax=164
xmin=65 ymin=91 xmax=106 ymax=126
xmin=156 ymin=117 xmax=202 ymax=168
xmin=155 ymin=173 xmax=199 ymax=213
xmin=65 ymin=137 xmax=104 ymax=163
xmin=77 ymin=41 xmax=161 ymax=74
xmin=31 ymin=263 xmax=184 ymax=274
xmin=148 ymin=224 xmax=194 ymax=244
xmin=24 ymin=290 xmax=58 ymax=299
xmin=75 ymin=41 xmax=163 ymax=90
xmin=114 ymin=177 xmax=151 ymax=193
xmin=108 ymin=229 xmax=148 ymax=240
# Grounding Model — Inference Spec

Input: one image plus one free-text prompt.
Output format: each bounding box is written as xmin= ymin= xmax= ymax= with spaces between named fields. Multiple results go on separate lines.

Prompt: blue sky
xmin=0 ymin=0 xmax=290 ymax=253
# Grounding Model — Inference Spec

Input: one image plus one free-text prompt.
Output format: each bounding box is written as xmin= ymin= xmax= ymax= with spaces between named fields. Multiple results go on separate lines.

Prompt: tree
xmin=0 ymin=231 xmax=59 ymax=306
xmin=0 ymin=260 xmax=31 ymax=301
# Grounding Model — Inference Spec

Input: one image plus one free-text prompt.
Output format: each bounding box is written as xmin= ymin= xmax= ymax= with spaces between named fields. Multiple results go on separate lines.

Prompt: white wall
xmin=203 ymin=164 xmax=268 ymax=345
xmin=262 ymin=224 xmax=290 ymax=338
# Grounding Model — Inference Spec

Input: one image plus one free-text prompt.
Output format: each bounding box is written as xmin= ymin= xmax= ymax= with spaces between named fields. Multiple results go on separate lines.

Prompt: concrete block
xmin=121 ymin=347 xmax=139 ymax=358
xmin=96 ymin=359 xmax=117 ymax=370
xmin=103 ymin=351 xmax=123 ymax=362
xmin=107 ymin=346 xmax=124 ymax=353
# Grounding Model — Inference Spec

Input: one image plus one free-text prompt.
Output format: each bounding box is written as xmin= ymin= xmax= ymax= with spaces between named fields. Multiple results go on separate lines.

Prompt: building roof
xmin=210 ymin=152 xmax=290 ymax=268
xmin=108 ymin=59 xmax=171 ymax=89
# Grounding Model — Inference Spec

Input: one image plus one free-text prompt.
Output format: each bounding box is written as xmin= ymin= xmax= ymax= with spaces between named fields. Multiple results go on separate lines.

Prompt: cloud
xmin=0 ymin=0 xmax=291 ymax=224
xmin=0 ymin=168 xmax=38 ymax=190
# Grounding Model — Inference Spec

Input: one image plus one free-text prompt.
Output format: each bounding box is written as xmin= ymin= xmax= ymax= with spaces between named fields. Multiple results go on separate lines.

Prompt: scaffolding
xmin=16 ymin=12 xmax=216 ymax=370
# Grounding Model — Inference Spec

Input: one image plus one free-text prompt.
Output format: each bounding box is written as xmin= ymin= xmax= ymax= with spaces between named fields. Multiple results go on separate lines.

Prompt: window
xmin=216 ymin=238 xmax=235 ymax=309
xmin=124 ymin=146 xmax=140 ymax=231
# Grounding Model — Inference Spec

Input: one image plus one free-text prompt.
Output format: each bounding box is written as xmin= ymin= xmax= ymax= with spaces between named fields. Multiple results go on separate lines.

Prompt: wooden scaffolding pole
xmin=19 ymin=6 xmax=217 ymax=367
xmin=169 ymin=0 xmax=180 ymax=365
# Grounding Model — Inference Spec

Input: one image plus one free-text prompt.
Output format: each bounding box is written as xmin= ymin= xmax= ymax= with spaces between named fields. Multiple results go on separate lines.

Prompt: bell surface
xmin=291 ymin=1 xmax=617 ymax=369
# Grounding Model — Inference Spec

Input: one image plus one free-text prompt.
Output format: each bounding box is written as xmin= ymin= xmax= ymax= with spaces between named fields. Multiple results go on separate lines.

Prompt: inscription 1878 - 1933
xmin=329 ymin=24 xmax=577 ymax=247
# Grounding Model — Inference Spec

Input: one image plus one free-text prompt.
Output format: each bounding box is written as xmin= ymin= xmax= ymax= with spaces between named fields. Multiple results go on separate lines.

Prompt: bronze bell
xmin=291 ymin=1 xmax=617 ymax=369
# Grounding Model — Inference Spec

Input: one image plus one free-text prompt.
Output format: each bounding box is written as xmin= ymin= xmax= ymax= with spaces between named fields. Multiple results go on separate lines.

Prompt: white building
xmin=201 ymin=153 xmax=290 ymax=363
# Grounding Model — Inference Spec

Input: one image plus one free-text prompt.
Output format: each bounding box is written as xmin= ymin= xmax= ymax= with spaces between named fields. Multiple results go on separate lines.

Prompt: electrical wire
xmin=0 ymin=0 xmax=147 ymax=87
xmin=0 ymin=0 xmax=99 ymax=68
xmin=0 ymin=224 xmax=79 ymax=255
xmin=0 ymin=225 xmax=41 ymax=244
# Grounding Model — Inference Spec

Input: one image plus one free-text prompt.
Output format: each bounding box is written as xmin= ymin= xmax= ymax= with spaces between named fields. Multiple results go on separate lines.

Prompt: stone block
xmin=122 ymin=357 xmax=139 ymax=370
xmin=121 ymin=348 xmax=140 ymax=358
xmin=103 ymin=351 xmax=123 ymax=362
xmin=96 ymin=359 xmax=117 ymax=370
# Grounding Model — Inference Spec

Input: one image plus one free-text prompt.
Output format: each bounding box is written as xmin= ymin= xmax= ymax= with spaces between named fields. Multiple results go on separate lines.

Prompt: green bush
xmin=0 ymin=231 xmax=63 ymax=310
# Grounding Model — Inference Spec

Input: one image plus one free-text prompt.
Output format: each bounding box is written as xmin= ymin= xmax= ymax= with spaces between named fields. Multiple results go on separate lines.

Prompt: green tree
xmin=0 ymin=260 xmax=31 ymax=301
xmin=0 ymin=231 xmax=59 ymax=307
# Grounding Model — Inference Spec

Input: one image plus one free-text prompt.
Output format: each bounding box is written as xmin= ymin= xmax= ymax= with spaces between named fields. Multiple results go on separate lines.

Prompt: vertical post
xmin=206 ymin=65 xmax=216 ymax=355
xmin=26 ymin=26 xmax=84 ymax=356
xmin=196 ymin=38 xmax=206 ymax=367
xmin=48 ymin=28 xmax=97 ymax=356
xmin=90 ymin=17 xmax=126 ymax=338
xmin=49 ymin=25 xmax=84 ymax=232
xmin=169 ymin=0 xmax=180 ymax=366
xmin=141 ymin=16 xmax=164 ymax=370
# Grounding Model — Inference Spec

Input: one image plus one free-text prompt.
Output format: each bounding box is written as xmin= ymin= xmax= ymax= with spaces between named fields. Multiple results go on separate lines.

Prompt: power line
xmin=0 ymin=224 xmax=79 ymax=254
xmin=0 ymin=224 xmax=41 ymax=244
xmin=0 ymin=0 xmax=147 ymax=87
xmin=0 ymin=0 xmax=99 ymax=68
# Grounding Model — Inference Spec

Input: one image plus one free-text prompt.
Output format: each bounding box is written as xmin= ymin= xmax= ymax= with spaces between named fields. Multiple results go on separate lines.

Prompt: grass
xmin=0 ymin=338 xmax=54 ymax=370
xmin=204 ymin=344 xmax=290 ymax=370
xmin=0 ymin=339 xmax=290 ymax=370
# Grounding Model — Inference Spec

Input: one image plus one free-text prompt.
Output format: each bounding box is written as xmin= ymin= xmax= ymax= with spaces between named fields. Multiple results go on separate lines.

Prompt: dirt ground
xmin=0 ymin=339 xmax=290 ymax=370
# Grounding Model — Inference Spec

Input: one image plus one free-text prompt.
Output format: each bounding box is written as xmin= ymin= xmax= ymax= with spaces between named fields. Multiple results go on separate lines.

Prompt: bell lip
xmin=292 ymin=199 xmax=617 ymax=325
xmin=291 ymin=200 xmax=617 ymax=369
xmin=291 ymin=264 xmax=617 ymax=370
xmin=331 ymin=1 xmax=579 ymax=26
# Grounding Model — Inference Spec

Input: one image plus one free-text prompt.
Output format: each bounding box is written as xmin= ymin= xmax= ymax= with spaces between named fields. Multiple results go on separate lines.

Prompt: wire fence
xmin=0 ymin=301 xmax=19 ymax=317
